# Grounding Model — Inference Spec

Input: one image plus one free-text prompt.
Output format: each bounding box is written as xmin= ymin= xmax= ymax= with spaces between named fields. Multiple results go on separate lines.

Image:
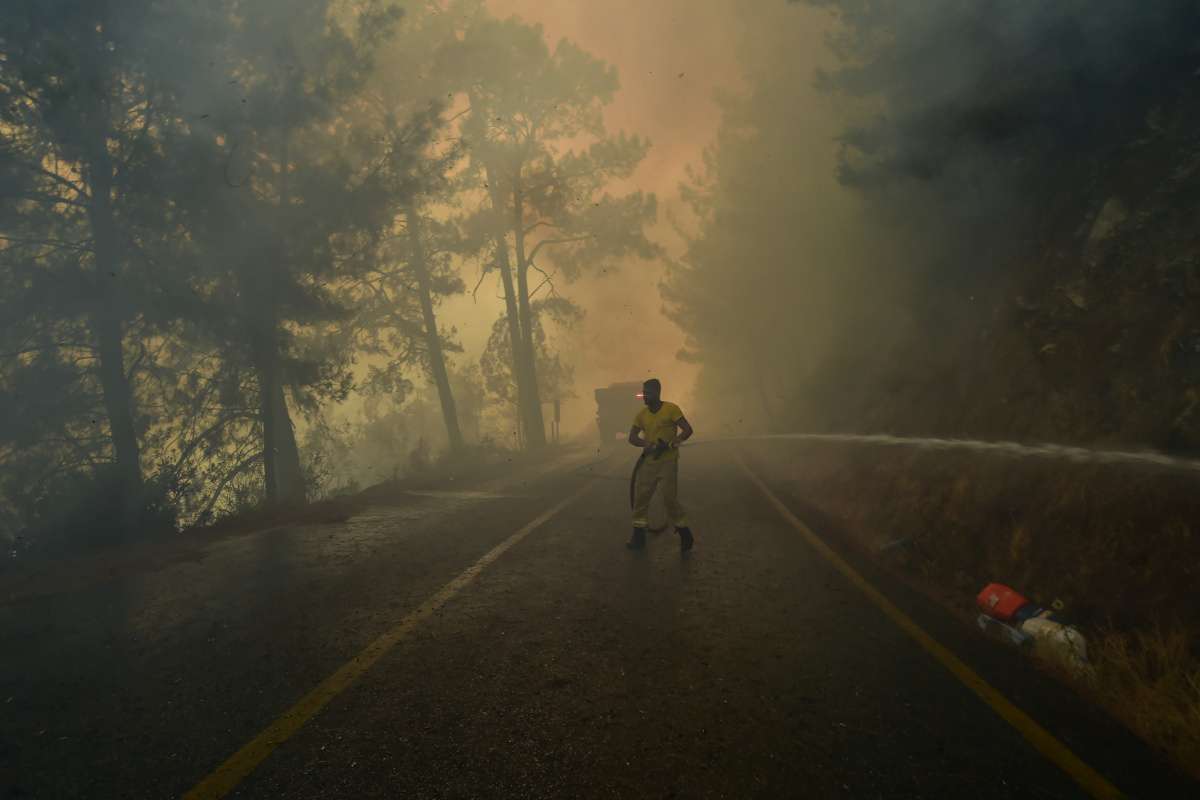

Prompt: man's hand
xmin=628 ymin=425 xmax=646 ymax=449
xmin=677 ymin=416 xmax=694 ymax=443
xmin=646 ymin=439 xmax=672 ymax=459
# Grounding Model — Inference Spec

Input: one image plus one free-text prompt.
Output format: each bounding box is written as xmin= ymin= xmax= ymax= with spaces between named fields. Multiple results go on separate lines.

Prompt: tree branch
xmin=4 ymin=190 xmax=87 ymax=209
xmin=471 ymin=264 xmax=494 ymax=302
xmin=0 ymin=234 xmax=93 ymax=253
xmin=523 ymin=219 xmax=556 ymax=236
xmin=171 ymin=411 xmax=253 ymax=477
xmin=0 ymin=341 xmax=96 ymax=359
xmin=26 ymin=161 xmax=90 ymax=200
xmin=196 ymin=450 xmax=264 ymax=525
xmin=527 ymin=235 xmax=593 ymax=264
xmin=125 ymin=340 xmax=150 ymax=381
xmin=529 ymin=265 xmax=560 ymax=299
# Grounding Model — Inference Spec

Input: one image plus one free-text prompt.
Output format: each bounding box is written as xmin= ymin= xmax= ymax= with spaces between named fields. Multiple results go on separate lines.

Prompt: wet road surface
xmin=1 ymin=445 xmax=1193 ymax=798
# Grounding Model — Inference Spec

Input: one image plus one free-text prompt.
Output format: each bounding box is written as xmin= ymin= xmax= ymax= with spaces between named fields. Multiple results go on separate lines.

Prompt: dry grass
xmin=765 ymin=441 xmax=1200 ymax=779
xmin=1083 ymin=627 xmax=1200 ymax=778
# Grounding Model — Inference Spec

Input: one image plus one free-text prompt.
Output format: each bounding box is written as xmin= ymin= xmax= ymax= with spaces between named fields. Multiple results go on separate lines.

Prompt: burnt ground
xmin=1 ymin=443 xmax=1194 ymax=799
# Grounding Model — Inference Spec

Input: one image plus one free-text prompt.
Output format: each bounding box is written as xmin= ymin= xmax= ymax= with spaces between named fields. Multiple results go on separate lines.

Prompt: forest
xmin=0 ymin=0 xmax=657 ymax=550
xmin=5 ymin=0 xmax=1200 ymax=791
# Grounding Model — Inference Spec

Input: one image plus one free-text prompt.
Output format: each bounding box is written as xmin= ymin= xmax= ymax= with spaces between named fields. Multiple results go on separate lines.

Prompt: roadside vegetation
xmin=0 ymin=0 xmax=654 ymax=555
xmin=764 ymin=443 xmax=1200 ymax=778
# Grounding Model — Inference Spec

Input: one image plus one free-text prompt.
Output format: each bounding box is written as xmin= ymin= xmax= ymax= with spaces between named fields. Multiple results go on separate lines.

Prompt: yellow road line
xmin=183 ymin=480 xmax=597 ymax=800
xmin=737 ymin=457 xmax=1124 ymax=800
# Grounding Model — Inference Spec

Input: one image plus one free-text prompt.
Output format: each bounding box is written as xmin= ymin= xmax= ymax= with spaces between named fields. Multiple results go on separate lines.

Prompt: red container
xmin=976 ymin=583 xmax=1030 ymax=621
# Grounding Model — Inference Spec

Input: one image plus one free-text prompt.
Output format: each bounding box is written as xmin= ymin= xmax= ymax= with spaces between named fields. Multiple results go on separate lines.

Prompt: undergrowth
xmin=1084 ymin=627 xmax=1200 ymax=776
xmin=773 ymin=442 xmax=1200 ymax=779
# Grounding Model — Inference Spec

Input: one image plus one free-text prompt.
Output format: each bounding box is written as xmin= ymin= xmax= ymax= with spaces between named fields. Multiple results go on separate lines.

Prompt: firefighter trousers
xmin=632 ymin=456 xmax=687 ymax=529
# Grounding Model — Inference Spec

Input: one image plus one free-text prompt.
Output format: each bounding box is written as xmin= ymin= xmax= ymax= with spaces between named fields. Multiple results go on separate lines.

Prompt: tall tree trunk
xmin=270 ymin=376 xmax=305 ymax=501
xmin=482 ymin=161 xmax=542 ymax=450
xmin=253 ymin=111 xmax=306 ymax=505
xmin=511 ymin=184 xmax=546 ymax=448
xmin=253 ymin=326 xmax=306 ymax=505
xmin=90 ymin=312 xmax=142 ymax=493
xmin=496 ymin=246 xmax=539 ymax=444
xmin=258 ymin=344 xmax=279 ymax=505
xmin=85 ymin=129 xmax=143 ymax=500
xmin=406 ymin=203 xmax=464 ymax=453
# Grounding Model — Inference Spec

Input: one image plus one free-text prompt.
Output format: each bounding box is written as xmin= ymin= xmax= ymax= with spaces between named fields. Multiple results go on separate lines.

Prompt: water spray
xmin=680 ymin=433 xmax=1200 ymax=475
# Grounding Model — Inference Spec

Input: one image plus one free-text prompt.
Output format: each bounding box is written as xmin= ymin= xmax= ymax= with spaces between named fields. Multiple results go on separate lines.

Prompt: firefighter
xmin=627 ymin=378 xmax=694 ymax=551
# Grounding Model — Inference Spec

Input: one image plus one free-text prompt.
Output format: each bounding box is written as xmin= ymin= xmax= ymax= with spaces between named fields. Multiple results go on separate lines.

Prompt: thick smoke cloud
xmin=669 ymin=1 xmax=1200 ymax=444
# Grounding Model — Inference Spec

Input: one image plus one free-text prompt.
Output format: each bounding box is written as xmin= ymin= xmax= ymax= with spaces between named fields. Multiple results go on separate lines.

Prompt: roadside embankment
xmin=1 ymin=442 xmax=585 ymax=604
xmin=756 ymin=440 xmax=1200 ymax=778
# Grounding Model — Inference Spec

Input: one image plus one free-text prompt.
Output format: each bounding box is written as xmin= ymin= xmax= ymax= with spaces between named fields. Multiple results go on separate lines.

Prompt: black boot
xmin=626 ymin=527 xmax=647 ymax=550
xmin=676 ymin=526 xmax=694 ymax=551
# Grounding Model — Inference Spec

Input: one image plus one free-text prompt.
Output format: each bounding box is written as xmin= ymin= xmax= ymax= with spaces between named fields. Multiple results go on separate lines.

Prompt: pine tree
xmin=166 ymin=0 xmax=403 ymax=504
xmin=444 ymin=1 xmax=658 ymax=449
xmin=0 ymin=0 xmax=221 ymax=521
xmin=357 ymin=4 xmax=473 ymax=453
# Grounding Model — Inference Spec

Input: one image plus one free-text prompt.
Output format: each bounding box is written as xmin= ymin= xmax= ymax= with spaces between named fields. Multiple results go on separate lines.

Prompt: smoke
xmin=804 ymin=1 xmax=1200 ymax=259
xmin=435 ymin=0 xmax=749 ymax=435
xmin=8 ymin=0 xmax=1200 ymax=549
xmin=810 ymin=2 xmax=1198 ymax=170
xmin=665 ymin=1 xmax=1200 ymax=443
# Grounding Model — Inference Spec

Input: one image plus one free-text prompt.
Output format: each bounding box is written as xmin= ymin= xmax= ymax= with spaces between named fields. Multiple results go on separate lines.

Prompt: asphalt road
xmin=1 ymin=444 xmax=1193 ymax=799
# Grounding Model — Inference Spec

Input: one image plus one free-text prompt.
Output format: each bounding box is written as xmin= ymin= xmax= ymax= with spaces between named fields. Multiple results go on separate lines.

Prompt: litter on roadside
xmin=975 ymin=582 xmax=1090 ymax=674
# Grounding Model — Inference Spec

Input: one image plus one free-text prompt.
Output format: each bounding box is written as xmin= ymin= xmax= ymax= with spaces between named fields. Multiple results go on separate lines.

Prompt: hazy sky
xmin=437 ymin=0 xmax=746 ymax=433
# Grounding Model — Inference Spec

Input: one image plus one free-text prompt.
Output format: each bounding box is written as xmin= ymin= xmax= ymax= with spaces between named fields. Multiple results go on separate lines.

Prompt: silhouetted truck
xmin=594 ymin=382 xmax=644 ymax=444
